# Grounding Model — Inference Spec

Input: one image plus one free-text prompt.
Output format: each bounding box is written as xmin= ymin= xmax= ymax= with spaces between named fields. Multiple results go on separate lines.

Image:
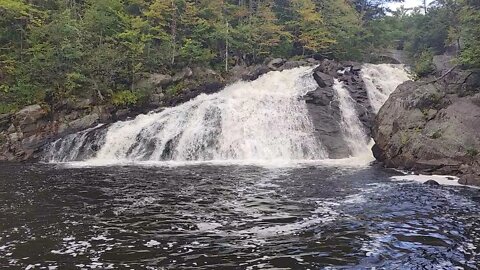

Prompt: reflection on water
xmin=0 ymin=162 xmax=478 ymax=269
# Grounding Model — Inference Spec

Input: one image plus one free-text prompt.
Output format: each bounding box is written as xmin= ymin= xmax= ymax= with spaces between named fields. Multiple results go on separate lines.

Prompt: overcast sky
xmin=387 ymin=0 xmax=434 ymax=10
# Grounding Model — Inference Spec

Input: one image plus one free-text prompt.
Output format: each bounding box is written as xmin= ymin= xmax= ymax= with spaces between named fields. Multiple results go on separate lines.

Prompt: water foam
xmin=333 ymin=79 xmax=370 ymax=156
xmin=45 ymin=64 xmax=410 ymax=166
xmin=361 ymin=64 xmax=411 ymax=113
xmin=46 ymin=67 xmax=326 ymax=163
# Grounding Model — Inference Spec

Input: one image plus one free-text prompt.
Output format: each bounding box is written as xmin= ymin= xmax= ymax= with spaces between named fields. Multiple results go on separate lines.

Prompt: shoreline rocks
xmin=372 ymin=69 xmax=480 ymax=186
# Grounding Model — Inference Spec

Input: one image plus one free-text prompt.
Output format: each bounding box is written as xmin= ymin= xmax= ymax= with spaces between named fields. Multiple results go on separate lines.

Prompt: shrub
xmin=466 ymin=148 xmax=479 ymax=158
xmin=400 ymin=132 xmax=410 ymax=146
xmin=414 ymin=50 xmax=435 ymax=78
xmin=112 ymin=90 xmax=138 ymax=107
xmin=0 ymin=103 xmax=18 ymax=114
xmin=165 ymin=82 xmax=186 ymax=97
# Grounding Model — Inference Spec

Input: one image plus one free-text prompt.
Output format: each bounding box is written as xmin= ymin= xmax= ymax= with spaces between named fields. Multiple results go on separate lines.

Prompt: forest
xmin=0 ymin=0 xmax=479 ymax=113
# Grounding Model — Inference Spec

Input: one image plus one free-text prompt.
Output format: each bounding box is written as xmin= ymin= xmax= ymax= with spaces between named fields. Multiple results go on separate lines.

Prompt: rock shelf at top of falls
xmin=42 ymin=62 xmax=411 ymax=164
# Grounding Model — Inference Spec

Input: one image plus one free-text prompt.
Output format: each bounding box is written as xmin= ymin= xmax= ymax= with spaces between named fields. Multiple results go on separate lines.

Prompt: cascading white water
xmin=333 ymin=79 xmax=370 ymax=156
xmin=47 ymin=67 xmax=327 ymax=163
xmin=360 ymin=64 xmax=411 ymax=113
xmin=45 ymin=63 xmax=412 ymax=164
xmin=45 ymin=124 xmax=105 ymax=162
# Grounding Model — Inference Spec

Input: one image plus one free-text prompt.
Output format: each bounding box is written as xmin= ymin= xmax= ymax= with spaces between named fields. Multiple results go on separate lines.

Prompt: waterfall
xmin=333 ymin=79 xmax=370 ymax=156
xmin=45 ymin=67 xmax=326 ymax=163
xmin=360 ymin=64 xmax=411 ymax=113
xmin=44 ymin=64 xmax=411 ymax=164
xmin=44 ymin=125 xmax=106 ymax=162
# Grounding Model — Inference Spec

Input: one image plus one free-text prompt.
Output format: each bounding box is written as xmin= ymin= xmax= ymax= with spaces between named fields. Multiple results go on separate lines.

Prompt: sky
xmin=387 ymin=0 xmax=435 ymax=10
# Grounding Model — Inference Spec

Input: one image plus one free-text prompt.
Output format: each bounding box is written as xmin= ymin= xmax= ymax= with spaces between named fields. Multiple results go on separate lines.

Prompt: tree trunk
xmin=171 ymin=0 xmax=177 ymax=65
xmin=225 ymin=21 xmax=229 ymax=72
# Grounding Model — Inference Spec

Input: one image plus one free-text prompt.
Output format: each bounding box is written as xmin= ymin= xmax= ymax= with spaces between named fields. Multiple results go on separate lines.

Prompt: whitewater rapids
xmin=44 ymin=64 xmax=410 ymax=166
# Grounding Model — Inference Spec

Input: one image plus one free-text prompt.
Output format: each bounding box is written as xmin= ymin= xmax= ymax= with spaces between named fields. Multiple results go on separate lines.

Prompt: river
xmin=0 ymin=162 xmax=478 ymax=269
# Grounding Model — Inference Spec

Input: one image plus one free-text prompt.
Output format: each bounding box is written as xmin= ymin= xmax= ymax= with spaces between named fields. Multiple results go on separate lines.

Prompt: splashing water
xmin=46 ymin=67 xmax=326 ymax=163
xmin=44 ymin=64 xmax=411 ymax=164
xmin=333 ymin=79 xmax=370 ymax=157
xmin=361 ymin=64 xmax=411 ymax=113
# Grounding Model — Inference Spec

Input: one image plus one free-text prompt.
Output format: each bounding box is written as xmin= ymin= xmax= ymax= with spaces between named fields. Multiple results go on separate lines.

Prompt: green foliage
xmin=3 ymin=0 xmax=477 ymax=113
xmin=459 ymin=2 xmax=480 ymax=68
xmin=400 ymin=132 xmax=410 ymax=146
xmin=112 ymin=90 xmax=139 ymax=107
xmin=166 ymin=82 xmax=186 ymax=96
xmin=320 ymin=0 xmax=364 ymax=60
xmin=431 ymin=129 xmax=442 ymax=139
xmin=414 ymin=50 xmax=435 ymax=77
xmin=0 ymin=103 xmax=18 ymax=114
xmin=179 ymin=38 xmax=214 ymax=64
xmin=466 ymin=147 xmax=479 ymax=158
xmin=369 ymin=0 xmax=479 ymax=71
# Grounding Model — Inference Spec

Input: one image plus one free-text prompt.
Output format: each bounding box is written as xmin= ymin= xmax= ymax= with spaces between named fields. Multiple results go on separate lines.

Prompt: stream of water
xmin=0 ymin=162 xmax=478 ymax=269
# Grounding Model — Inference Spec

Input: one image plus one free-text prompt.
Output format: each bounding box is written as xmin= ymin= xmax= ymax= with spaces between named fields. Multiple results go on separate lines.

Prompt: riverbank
xmin=372 ymin=67 xmax=480 ymax=186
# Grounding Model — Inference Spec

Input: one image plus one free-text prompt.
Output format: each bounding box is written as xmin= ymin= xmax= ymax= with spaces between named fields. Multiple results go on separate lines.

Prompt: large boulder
xmin=267 ymin=58 xmax=285 ymax=70
xmin=310 ymin=62 xmax=374 ymax=139
xmin=149 ymin=73 xmax=173 ymax=87
xmin=313 ymin=71 xmax=334 ymax=88
xmin=165 ymin=82 xmax=225 ymax=107
xmin=372 ymin=69 xmax=480 ymax=185
xmin=68 ymin=113 xmax=100 ymax=131
xmin=240 ymin=65 xmax=271 ymax=81
xmin=14 ymin=105 xmax=47 ymax=128
xmin=279 ymin=60 xmax=309 ymax=71
xmin=172 ymin=67 xmax=193 ymax=83
xmin=304 ymin=86 xmax=351 ymax=158
xmin=304 ymin=61 xmax=375 ymax=158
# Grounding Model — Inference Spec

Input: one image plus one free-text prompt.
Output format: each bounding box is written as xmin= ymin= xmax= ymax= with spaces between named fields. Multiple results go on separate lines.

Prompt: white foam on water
xmin=144 ymin=240 xmax=161 ymax=248
xmin=391 ymin=174 xmax=479 ymax=188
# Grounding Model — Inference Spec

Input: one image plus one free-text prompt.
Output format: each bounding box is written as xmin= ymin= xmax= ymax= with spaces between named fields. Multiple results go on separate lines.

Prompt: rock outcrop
xmin=304 ymin=60 xmax=375 ymax=158
xmin=372 ymin=69 xmax=480 ymax=185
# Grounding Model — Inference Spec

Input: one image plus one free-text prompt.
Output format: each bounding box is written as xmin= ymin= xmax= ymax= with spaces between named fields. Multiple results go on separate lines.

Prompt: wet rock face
xmin=304 ymin=61 xmax=375 ymax=158
xmin=0 ymin=105 xmax=108 ymax=161
xmin=372 ymin=69 xmax=480 ymax=185
xmin=304 ymin=87 xmax=350 ymax=159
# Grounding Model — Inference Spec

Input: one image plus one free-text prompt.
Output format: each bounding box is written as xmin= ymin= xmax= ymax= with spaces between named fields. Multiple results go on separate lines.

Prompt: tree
xmin=459 ymin=0 xmax=480 ymax=68
xmin=351 ymin=0 xmax=404 ymax=20
xmin=287 ymin=0 xmax=334 ymax=56
xmin=145 ymin=0 xmax=179 ymax=66
xmin=320 ymin=0 xmax=364 ymax=59
xmin=0 ymin=0 xmax=41 ymax=93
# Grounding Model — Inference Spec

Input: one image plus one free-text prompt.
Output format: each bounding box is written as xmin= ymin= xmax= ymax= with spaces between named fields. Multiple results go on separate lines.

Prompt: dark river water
xmin=0 ymin=162 xmax=479 ymax=269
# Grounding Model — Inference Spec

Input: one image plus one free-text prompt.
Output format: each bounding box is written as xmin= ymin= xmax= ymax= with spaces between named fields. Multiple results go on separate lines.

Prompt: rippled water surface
xmin=0 ymin=162 xmax=479 ymax=269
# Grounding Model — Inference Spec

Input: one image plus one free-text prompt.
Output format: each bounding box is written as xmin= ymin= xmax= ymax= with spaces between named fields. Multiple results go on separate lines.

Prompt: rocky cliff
xmin=372 ymin=69 xmax=480 ymax=185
